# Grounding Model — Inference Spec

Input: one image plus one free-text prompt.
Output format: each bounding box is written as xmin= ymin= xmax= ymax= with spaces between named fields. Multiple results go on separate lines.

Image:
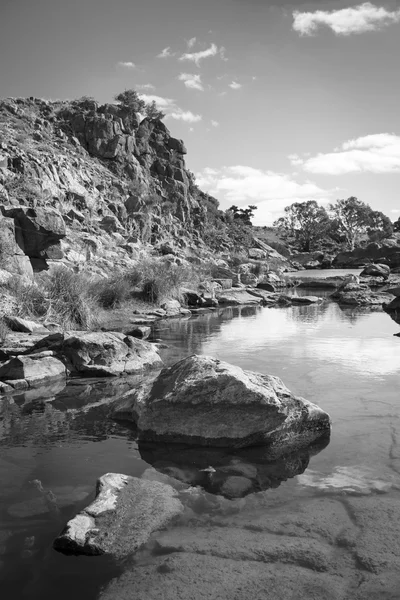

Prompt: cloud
xmin=196 ymin=165 xmax=330 ymax=224
xmin=157 ymin=46 xmax=175 ymax=58
xmin=179 ymin=43 xmax=224 ymax=66
xmin=117 ymin=61 xmax=137 ymax=69
xmin=136 ymin=83 xmax=155 ymax=91
xmin=211 ymin=120 xmax=219 ymax=127
xmin=139 ymin=93 xmax=202 ymax=123
xmin=169 ymin=110 xmax=202 ymax=123
xmin=178 ymin=73 xmax=204 ymax=91
xmin=185 ymin=37 xmax=197 ymax=48
xmin=293 ymin=133 xmax=400 ymax=174
xmin=229 ymin=81 xmax=242 ymax=90
xmin=293 ymin=2 xmax=400 ymax=36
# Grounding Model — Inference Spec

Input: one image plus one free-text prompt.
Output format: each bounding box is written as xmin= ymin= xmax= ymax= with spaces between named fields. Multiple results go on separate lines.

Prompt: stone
xmin=360 ymin=263 xmax=390 ymax=278
xmin=28 ymin=331 xmax=163 ymax=376
xmin=4 ymin=315 xmax=47 ymax=333
xmin=114 ymin=355 xmax=330 ymax=451
xmin=217 ymin=289 xmax=262 ymax=305
xmin=53 ymin=473 xmax=184 ymax=558
xmin=332 ymin=289 xmax=394 ymax=306
xmin=0 ymin=355 xmax=66 ymax=385
xmin=125 ymin=326 xmax=151 ymax=340
xmin=160 ymin=299 xmax=181 ymax=317
xmin=334 ymin=243 xmax=400 ymax=269
xmin=257 ymin=281 xmax=275 ymax=292
xmin=0 ymin=215 xmax=33 ymax=278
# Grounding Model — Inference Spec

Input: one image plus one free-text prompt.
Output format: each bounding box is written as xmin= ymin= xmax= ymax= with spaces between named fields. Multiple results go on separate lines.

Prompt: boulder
xmin=0 ymin=355 xmax=66 ymax=387
xmin=0 ymin=216 xmax=33 ymax=278
xmin=334 ymin=243 xmax=400 ymax=269
xmin=217 ymin=289 xmax=262 ymax=305
xmin=113 ymin=355 xmax=331 ymax=451
xmin=53 ymin=473 xmax=183 ymax=558
xmin=360 ymin=263 xmax=390 ymax=278
xmin=257 ymin=282 xmax=275 ymax=292
xmin=291 ymin=251 xmax=324 ymax=269
xmin=27 ymin=331 xmax=163 ymax=376
xmin=4 ymin=316 xmax=47 ymax=333
xmin=125 ymin=326 xmax=151 ymax=340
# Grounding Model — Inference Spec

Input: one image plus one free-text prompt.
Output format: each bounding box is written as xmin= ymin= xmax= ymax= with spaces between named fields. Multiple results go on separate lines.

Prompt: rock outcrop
xmin=113 ymin=355 xmax=331 ymax=451
xmin=53 ymin=473 xmax=183 ymax=557
xmin=334 ymin=242 xmax=400 ymax=268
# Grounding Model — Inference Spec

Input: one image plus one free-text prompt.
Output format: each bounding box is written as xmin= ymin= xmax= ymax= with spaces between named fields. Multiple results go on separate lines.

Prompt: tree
xmin=273 ymin=200 xmax=330 ymax=252
xmin=367 ymin=210 xmax=393 ymax=242
xmin=227 ymin=205 xmax=257 ymax=226
xmin=114 ymin=89 xmax=146 ymax=113
xmin=393 ymin=216 xmax=400 ymax=232
xmin=145 ymin=100 xmax=165 ymax=120
xmin=329 ymin=197 xmax=374 ymax=250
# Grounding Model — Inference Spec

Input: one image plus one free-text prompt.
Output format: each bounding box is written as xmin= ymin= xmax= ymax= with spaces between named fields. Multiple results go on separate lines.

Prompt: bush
xmin=40 ymin=267 xmax=99 ymax=329
xmin=4 ymin=276 xmax=48 ymax=318
xmin=90 ymin=275 xmax=131 ymax=309
xmin=139 ymin=259 xmax=194 ymax=304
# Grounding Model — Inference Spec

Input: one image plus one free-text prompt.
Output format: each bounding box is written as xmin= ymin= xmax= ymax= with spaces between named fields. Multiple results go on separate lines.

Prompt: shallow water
xmin=1 ymin=297 xmax=400 ymax=598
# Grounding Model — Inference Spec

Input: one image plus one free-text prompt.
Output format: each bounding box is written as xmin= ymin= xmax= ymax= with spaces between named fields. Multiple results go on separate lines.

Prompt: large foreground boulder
xmin=53 ymin=473 xmax=183 ymax=557
xmin=114 ymin=355 xmax=330 ymax=451
xmin=28 ymin=331 xmax=163 ymax=376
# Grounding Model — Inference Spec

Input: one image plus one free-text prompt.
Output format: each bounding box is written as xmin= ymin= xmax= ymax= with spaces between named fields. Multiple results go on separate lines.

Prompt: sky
xmin=1 ymin=0 xmax=400 ymax=225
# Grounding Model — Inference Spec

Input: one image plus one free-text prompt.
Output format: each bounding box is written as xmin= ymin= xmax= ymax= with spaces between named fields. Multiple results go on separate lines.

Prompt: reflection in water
xmin=138 ymin=433 xmax=330 ymax=499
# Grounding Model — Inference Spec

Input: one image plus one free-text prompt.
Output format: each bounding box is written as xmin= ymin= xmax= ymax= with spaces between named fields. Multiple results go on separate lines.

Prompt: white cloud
xmin=293 ymin=2 xmax=400 ymax=36
xmin=294 ymin=133 xmax=400 ymax=174
xmin=211 ymin=120 xmax=219 ymax=127
xmin=391 ymin=209 xmax=400 ymax=214
xmin=185 ymin=37 xmax=197 ymax=48
xmin=136 ymin=83 xmax=155 ymax=91
xmin=169 ymin=110 xmax=202 ymax=123
xmin=196 ymin=165 xmax=330 ymax=224
xmin=117 ymin=61 xmax=137 ymax=69
xmin=157 ymin=47 xmax=175 ymax=58
xmin=229 ymin=81 xmax=242 ymax=90
xmin=179 ymin=43 xmax=224 ymax=66
xmin=178 ymin=73 xmax=204 ymax=91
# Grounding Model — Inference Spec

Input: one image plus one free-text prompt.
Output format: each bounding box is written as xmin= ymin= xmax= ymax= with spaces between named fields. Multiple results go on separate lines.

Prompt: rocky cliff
xmin=0 ymin=96 xmax=223 ymax=278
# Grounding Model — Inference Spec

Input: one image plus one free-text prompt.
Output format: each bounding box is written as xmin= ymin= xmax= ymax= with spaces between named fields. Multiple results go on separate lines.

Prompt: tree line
xmin=273 ymin=198 xmax=397 ymax=252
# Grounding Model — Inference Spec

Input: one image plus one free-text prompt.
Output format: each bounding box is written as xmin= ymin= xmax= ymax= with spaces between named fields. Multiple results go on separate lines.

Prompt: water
xmin=1 ymin=294 xmax=400 ymax=598
xmin=285 ymin=268 xmax=362 ymax=279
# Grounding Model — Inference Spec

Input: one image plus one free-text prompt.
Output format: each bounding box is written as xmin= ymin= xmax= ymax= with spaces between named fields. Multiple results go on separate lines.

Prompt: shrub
xmin=139 ymin=259 xmax=194 ymax=304
xmin=4 ymin=276 xmax=48 ymax=318
xmin=90 ymin=275 xmax=131 ymax=309
xmin=40 ymin=267 xmax=99 ymax=329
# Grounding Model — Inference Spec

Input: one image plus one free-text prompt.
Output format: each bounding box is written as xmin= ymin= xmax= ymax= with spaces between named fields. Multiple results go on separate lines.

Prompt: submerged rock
xmin=26 ymin=331 xmax=163 ymax=376
xmin=113 ymin=355 xmax=330 ymax=451
xmin=53 ymin=473 xmax=183 ymax=558
xmin=137 ymin=434 xmax=330 ymax=499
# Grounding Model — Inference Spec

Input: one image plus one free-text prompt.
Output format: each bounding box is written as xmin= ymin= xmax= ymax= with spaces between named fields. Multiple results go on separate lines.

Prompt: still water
xmin=1 ymin=296 xmax=399 ymax=598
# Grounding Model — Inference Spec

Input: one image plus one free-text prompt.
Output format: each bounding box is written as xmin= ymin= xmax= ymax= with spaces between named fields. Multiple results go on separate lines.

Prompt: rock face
xmin=28 ymin=331 xmax=163 ymax=376
xmin=114 ymin=355 xmax=331 ymax=451
xmin=53 ymin=473 xmax=183 ymax=558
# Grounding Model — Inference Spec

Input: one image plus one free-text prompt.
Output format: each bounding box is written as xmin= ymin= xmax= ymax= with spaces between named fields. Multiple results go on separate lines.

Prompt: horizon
xmin=1 ymin=0 xmax=400 ymax=225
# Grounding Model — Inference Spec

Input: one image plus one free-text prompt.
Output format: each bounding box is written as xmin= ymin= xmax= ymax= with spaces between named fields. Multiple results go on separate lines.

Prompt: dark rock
xmin=126 ymin=326 xmax=151 ymax=340
xmin=256 ymin=282 xmax=275 ymax=292
xmin=360 ymin=263 xmax=390 ymax=278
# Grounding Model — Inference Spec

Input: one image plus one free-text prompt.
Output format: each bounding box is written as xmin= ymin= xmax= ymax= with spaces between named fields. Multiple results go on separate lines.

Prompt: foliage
xmin=139 ymin=259 xmax=194 ymax=304
xmin=227 ymin=205 xmax=257 ymax=226
xmin=145 ymin=100 xmax=165 ymax=120
xmin=274 ymin=201 xmax=330 ymax=252
xmin=114 ymin=90 xmax=146 ymax=113
xmin=329 ymin=197 xmax=374 ymax=250
xmin=38 ymin=267 xmax=99 ymax=329
xmin=394 ymin=217 xmax=400 ymax=233
xmin=4 ymin=276 xmax=48 ymax=318
xmin=367 ymin=210 xmax=393 ymax=242
xmin=90 ymin=275 xmax=131 ymax=309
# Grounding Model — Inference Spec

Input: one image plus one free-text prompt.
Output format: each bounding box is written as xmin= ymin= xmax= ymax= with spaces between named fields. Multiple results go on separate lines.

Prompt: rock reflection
xmin=138 ymin=433 xmax=330 ymax=499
